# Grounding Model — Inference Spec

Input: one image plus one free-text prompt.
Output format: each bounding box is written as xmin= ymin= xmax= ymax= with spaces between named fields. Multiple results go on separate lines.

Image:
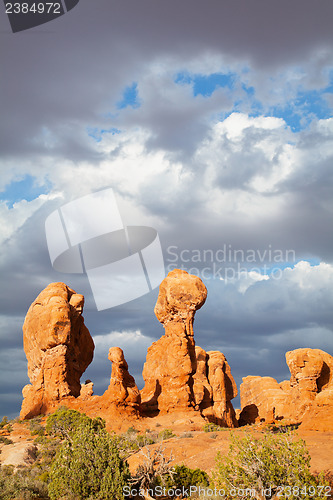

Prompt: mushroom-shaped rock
xmin=141 ymin=270 xmax=237 ymax=426
xmin=154 ymin=269 xmax=207 ymax=336
xmin=20 ymin=282 xmax=94 ymax=419
xmin=141 ymin=270 xmax=206 ymax=414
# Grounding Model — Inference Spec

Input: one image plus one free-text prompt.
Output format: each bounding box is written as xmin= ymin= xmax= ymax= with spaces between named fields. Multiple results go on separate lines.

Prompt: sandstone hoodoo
xmin=20 ymin=272 xmax=238 ymax=427
xmin=101 ymin=347 xmax=141 ymax=410
xmin=19 ymin=275 xmax=332 ymax=431
xmin=239 ymin=348 xmax=333 ymax=430
xmin=140 ymin=269 xmax=238 ymax=427
xmin=20 ymin=282 xmax=95 ymax=419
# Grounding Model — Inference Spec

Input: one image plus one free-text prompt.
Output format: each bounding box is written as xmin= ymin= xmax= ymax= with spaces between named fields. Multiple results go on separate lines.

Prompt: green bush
xmin=29 ymin=418 xmax=45 ymax=437
xmin=212 ymin=431 xmax=329 ymax=499
xmin=116 ymin=428 xmax=157 ymax=457
xmin=163 ymin=464 xmax=209 ymax=494
xmin=45 ymin=406 xmax=105 ymax=438
xmin=0 ymin=416 xmax=8 ymax=428
xmin=203 ymin=422 xmax=224 ymax=432
xmin=158 ymin=428 xmax=175 ymax=441
xmin=0 ymin=436 xmax=13 ymax=445
xmin=0 ymin=464 xmax=49 ymax=499
xmin=47 ymin=408 xmax=129 ymax=499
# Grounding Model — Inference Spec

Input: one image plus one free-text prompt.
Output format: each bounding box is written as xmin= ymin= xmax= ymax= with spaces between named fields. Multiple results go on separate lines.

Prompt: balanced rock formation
xmin=20 ymin=283 xmax=95 ymax=419
xmin=140 ymin=269 xmax=238 ymax=427
xmin=20 ymin=273 xmax=237 ymax=427
xmin=240 ymin=348 xmax=333 ymax=428
xmin=101 ymin=347 xmax=140 ymax=410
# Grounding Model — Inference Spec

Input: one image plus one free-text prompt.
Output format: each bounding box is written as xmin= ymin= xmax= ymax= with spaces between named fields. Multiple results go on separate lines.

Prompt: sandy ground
xmin=1 ymin=415 xmax=332 ymax=475
xmin=127 ymin=427 xmax=333 ymax=475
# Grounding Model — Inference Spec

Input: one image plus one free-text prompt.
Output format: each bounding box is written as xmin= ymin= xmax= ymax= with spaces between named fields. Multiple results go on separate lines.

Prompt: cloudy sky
xmin=1 ymin=0 xmax=333 ymax=419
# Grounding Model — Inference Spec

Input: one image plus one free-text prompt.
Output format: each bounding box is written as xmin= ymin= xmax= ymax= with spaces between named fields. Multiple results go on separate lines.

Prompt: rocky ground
xmin=1 ymin=413 xmax=333 ymax=475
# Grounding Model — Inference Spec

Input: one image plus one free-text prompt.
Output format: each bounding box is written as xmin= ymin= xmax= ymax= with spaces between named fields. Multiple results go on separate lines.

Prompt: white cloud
xmin=0 ymin=193 xmax=62 ymax=246
xmin=93 ymin=329 xmax=153 ymax=359
xmin=281 ymin=260 xmax=333 ymax=290
xmin=234 ymin=270 xmax=269 ymax=294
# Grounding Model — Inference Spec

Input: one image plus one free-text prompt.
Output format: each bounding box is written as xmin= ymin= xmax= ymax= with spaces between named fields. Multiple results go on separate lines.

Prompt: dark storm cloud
xmin=1 ymin=0 xmax=333 ymax=161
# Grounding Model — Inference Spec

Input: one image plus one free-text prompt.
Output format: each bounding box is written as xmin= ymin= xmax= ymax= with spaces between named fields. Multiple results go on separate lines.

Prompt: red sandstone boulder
xmin=299 ymin=388 xmax=333 ymax=431
xmin=239 ymin=348 xmax=333 ymax=429
xmin=239 ymin=376 xmax=288 ymax=425
xmin=20 ymin=282 xmax=94 ymax=419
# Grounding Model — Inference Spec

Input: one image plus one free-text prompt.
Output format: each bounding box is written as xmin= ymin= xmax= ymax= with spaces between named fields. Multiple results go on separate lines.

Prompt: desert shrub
xmin=158 ymin=428 xmax=175 ymax=441
xmin=0 ymin=416 xmax=8 ymax=428
xmin=313 ymin=471 xmax=333 ymax=499
xmin=0 ymin=436 xmax=13 ymax=445
xmin=33 ymin=434 xmax=62 ymax=478
xmin=129 ymin=444 xmax=174 ymax=491
xmin=162 ymin=464 xmax=209 ymax=496
xmin=45 ymin=406 xmax=104 ymax=439
xmin=266 ymin=422 xmax=300 ymax=433
xmin=29 ymin=418 xmax=45 ymax=437
xmin=179 ymin=432 xmax=193 ymax=438
xmin=126 ymin=425 xmax=137 ymax=434
xmin=0 ymin=464 xmax=49 ymax=499
xmin=47 ymin=408 xmax=129 ymax=500
xmin=212 ymin=431 xmax=329 ymax=499
xmin=0 ymin=434 xmax=62 ymax=496
xmin=116 ymin=428 xmax=157 ymax=457
xmin=203 ymin=423 xmax=224 ymax=432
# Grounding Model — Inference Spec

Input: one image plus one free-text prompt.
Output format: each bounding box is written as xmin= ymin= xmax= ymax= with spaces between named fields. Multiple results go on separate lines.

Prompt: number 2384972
xmin=5 ymin=3 xmax=61 ymax=14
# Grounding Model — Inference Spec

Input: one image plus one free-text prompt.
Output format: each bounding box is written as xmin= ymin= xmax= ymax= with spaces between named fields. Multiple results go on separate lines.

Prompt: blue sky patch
xmin=117 ymin=82 xmax=141 ymax=109
xmin=269 ymin=86 xmax=333 ymax=132
xmin=87 ymin=127 xmax=121 ymax=142
xmin=0 ymin=175 xmax=50 ymax=209
xmin=258 ymin=258 xmax=321 ymax=276
xmin=175 ymin=72 xmax=235 ymax=97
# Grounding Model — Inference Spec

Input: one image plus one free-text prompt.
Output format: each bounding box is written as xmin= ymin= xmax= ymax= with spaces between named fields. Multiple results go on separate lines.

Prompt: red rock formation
xmin=239 ymin=348 xmax=333 ymax=429
xmin=192 ymin=346 xmax=212 ymax=409
xmin=141 ymin=269 xmax=207 ymax=414
xmin=299 ymin=388 xmax=333 ymax=431
xmin=239 ymin=376 xmax=288 ymax=425
xmin=20 ymin=283 xmax=94 ymax=419
xmin=101 ymin=347 xmax=140 ymax=410
xmin=205 ymin=350 xmax=238 ymax=427
xmin=141 ymin=269 xmax=238 ymax=427
xmin=20 ymin=273 xmax=238 ymax=428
